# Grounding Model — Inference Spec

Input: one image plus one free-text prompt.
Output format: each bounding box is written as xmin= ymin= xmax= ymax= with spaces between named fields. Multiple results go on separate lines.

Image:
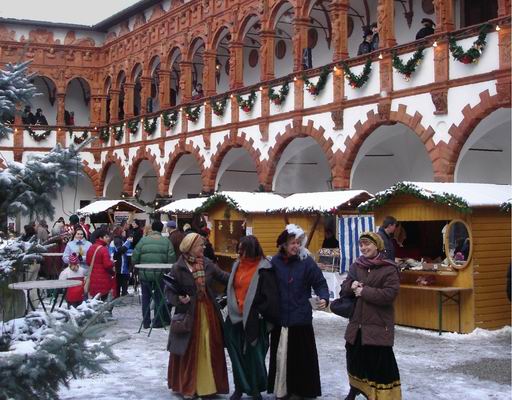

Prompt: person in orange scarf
xmin=165 ymin=233 xmax=230 ymax=399
xmin=225 ymin=236 xmax=279 ymax=400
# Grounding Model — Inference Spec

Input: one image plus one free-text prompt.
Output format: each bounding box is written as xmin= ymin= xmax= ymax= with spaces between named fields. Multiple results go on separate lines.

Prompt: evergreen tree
xmin=0 ymin=61 xmax=36 ymax=138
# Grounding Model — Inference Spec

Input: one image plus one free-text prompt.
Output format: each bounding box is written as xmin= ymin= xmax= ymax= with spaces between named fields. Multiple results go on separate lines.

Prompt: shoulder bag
xmin=83 ymin=246 xmax=101 ymax=294
xmin=330 ymin=267 xmax=358 ymax=319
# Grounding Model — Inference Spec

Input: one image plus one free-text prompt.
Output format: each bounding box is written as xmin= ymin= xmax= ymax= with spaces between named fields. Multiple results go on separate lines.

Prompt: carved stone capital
xmin=377 ymin=99 xmax=392 ymax=120
xmin=431 ymin=90 xmax=448 ymax=115
xmin=331 ymin=109 xmax=344 ymax=131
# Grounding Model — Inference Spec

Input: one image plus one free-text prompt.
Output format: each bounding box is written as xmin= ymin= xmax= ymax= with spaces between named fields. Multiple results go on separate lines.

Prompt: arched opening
xmin=133 ymin=160 xmax=158 ymax=203
xmin=216 ymin=148 xmax=259 ymax=192
xmin=103 ymin=163 xmax=124 ymax=199
xmin=214 ymin=28 xmax=231 ymax=94
xmin=104 ymin=76 xmax=112 ymax=124
xmin=131 ymin=64 xmax=143 ymax=116
xmin=168 ymin=48 xmax=182 ymax=106
xmin=65 ymin=77 xmax=91 ymax=126
xmin=29 ymin=76 xmax=57 ymax=125
xmin=273 ymin=2 xmax=294 ymax=77
xmin=273 ymin=137 xmax=331 ymax=194
xmin=307 ymin=0 xmax=333 ymax=67
xmin=455 ymin=108 xmax=511 ymax=184
xmin=190 ymin=38 xmax=205 ymax=100
xmin=169 ymin=154 xmax=203 ymax=199
xmin=242 ymin=15 xmax=261 ymax=86
xmin=149 ymin=56 xmax=161 ymax=113
xmin=350 ymin=123 xmax=434 ymax=192
xmin=115 ymin=71 xmax=126 ymax=121
xmin=348 ymin=0 xmax=375 ymax=57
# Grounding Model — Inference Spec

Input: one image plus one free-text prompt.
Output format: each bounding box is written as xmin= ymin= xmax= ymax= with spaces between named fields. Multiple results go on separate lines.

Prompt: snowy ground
xmin=58 ymin=295 xmax=511 ymax=400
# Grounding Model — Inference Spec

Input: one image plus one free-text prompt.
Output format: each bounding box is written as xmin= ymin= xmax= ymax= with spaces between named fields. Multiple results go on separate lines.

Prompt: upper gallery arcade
xmin=0 ymin=0 xmax=510 ymax=205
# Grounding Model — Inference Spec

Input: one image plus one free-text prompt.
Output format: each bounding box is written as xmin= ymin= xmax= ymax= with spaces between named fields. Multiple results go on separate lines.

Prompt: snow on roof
xmin=359 ymin=182 xmax=512 ymax=212
xmin=76 ymin=200 xmax=145 ymax=216
xmin=213 ymin=191 xmax=287 ymax=213
xmin=157 ymin=197 xmax=208 ymax=214
xmin=283 ymin=190 xmax=373 ymax=213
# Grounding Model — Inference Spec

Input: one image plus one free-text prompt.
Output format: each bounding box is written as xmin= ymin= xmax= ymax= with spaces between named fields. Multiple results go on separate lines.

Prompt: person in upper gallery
xmin=357 ymin=29 xmax=373 ymax=56
xmin=416 ymin=18 xmax=436 ymax=40
xmin=34 ymin=108 xmax=48 ymax=125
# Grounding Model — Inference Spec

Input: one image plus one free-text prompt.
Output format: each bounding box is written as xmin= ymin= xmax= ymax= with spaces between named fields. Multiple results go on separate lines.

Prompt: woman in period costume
xmin=225 ymin=235 xmax=279 ymax=400
xmin=268 ymin=224 xmax=329 ymax=399
xmin=165 ymin=233 xmax=229 ymax=399
xmin=340 ymin=231 xmax=402 ymax=400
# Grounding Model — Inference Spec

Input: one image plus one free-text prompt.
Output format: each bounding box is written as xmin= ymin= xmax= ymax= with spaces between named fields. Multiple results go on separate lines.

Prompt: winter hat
xmin=276 ymin=224 xmax=310 ymax=259
xmin=421 ymin=18 xmax=435 ymax=26
xmin=359 ymin=231 xmax=384 ymax=251
xmin=166 ymin=220 xmax=177 ymax=229
xmin=69 ymin=214 xmax=79 ymax=225
xmin=68 ymin=253 xmax=80 ymax=265
xmin=183 ymin=223 xmax=192 ymax=231
xmin=180 ymin=232 xmax=201 ymax=254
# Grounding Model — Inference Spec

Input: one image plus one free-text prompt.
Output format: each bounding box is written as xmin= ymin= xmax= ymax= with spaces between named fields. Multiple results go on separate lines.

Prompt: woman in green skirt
xmin=225 ymin=235 xmax=279 ymax=400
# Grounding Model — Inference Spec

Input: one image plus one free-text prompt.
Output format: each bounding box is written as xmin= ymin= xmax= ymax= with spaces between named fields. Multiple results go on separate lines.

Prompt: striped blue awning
xmin=339 ymin=215 xmax=375 ymax=273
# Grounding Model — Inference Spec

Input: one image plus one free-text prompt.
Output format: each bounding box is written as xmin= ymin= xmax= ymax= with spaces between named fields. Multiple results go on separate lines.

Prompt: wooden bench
xmin=400 ymin=285 xmax=473 ymax=335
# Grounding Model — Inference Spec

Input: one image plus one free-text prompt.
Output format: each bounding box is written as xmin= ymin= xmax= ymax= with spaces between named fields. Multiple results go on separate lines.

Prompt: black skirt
xmin=345 ymin=330 xmax=402 ymax=400
xmin=268 ymin=325 xmax=321 ymax=398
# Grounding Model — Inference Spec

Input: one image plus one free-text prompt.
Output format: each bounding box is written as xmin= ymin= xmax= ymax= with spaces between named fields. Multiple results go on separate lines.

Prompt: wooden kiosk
xmin=76 ymin=200 xmax=145 ymax=226
xmin=359 ymin=182 xmax=511 ymax=333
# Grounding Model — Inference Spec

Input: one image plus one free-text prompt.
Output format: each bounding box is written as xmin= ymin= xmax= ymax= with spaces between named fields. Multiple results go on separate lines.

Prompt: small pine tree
xmin=0 ymin=61 xmax=37 ymax=138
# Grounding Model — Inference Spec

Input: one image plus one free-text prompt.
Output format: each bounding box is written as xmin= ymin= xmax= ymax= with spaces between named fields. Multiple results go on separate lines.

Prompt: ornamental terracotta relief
xmin=0 ymin=25 xmax=15 ymax=41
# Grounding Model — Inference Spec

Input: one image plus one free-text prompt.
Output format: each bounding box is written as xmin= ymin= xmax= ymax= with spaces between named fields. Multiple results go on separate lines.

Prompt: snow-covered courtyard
xmin=58 ymin=295 xmax=511 ymax=400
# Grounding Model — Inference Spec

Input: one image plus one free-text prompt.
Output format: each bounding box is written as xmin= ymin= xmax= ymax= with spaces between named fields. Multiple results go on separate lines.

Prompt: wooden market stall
xmin=359 ymin=182 xmax=512 ymax=333
xmin=156 ymin=197 xmax=208 ymax=231
xmin=76 ymin=200 xmax=146 ymax=227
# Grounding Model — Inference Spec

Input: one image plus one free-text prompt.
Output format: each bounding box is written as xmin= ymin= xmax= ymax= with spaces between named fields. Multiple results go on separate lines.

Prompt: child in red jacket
xmin=59 ymin=253 xmax=85 ymax=308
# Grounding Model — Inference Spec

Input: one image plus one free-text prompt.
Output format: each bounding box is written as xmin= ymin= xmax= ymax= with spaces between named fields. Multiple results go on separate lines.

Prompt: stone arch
xmin=211 ymin=24 xmax=233 ymax=51
xmin=125 ymin=147 xmax=161 ymax=195
xmin=145 ymin=53 xmax=162 ymax=76
xmin=167 ymin=45 xmax=184 ymax=66
xmin=338 ymin=105 xmax=439 ymax=188
xmin=447 ymin=89 xmax=511 ymax=179
xmin=99 ymin=152 xmax=125 ymax=196
xmin=129 ymin=62 xmax=144 ymax=83
xmin=237 ymin=12 xmax=261 ymax=42
xmin=161 ymin=142 xmax=208 ymax=195
xmin=115 ymin=70 xmax=126 ymax=90
xmin=64 ymin=75 xmax=93 ymax=92
xmin=187 ymin=36 xmax=207 ymax=61
xmin=268 ymin=0 xmax=298 ymax=30
xmin=205 ymin=133 xmax=264 ymax=192
xmin=262 ymin=119 xmax=335 ymax=190
xmin=82 ymin=160 xmax=101 ymax=197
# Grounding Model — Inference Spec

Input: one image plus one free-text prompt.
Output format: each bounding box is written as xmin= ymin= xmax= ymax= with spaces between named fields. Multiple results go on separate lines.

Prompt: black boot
xmin=344 ymin=386 xmax=360 ymax=400
xmin=230 ymin=389 xmax=243 ymax=400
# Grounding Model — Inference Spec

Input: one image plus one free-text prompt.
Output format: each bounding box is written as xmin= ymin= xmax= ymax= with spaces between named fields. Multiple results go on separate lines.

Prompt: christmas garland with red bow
xmin=392 ymin=48 xmax=424 ymax=81
xmin=211 ymin=97 xmax=228 ymax=116
xmin=303 ymin=67 xmax=330 ymax=96
xmin=449 ymin=23 xmax=491 ymax=64
xmin=341 ymin=59 xmax=372 ymax=89
xmin=269 ymin=81 xmax=290 ymax=105
xmin=237 ymin=91 xmax=257 ymax=113
xmin=185 ymin=106 xmax=201 ymax=123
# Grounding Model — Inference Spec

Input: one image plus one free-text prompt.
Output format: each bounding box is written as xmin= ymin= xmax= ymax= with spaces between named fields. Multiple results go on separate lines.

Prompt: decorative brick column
xmin=140 ymin=77 xmax=152 ymax=114
xmin=433 ymin=0 xmax=455 ymax=32
xmin=260 ymin=30 xmax=275 ymax=81
xmin=202 ymin=50 xmax=217 ymax=97
xmin=293 ymin=16 xmax=309 ymax=72
xmin=158 ymin=70 xmax=171 ymax=109
xmin=229 ymin=41 xmax=244 ymax=89
xmin=123 ymin=83 xmax=135 ymax=119
xmin=56 ymin=93 xmax=66 ymax=125
xmin=179 ymin=61 xmax=193 ymax=103
xmin=377 ymin=0 xmax=396 ymax=48
xmin=109 ymin=89 xmax=120 ymax=123
xmin=330 ymin=0 xmax=349 ymax=61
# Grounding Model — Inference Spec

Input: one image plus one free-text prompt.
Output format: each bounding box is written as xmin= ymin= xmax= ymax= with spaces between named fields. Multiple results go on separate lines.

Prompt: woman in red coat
xmin=86 ymin=230 xmax=114 ymax=301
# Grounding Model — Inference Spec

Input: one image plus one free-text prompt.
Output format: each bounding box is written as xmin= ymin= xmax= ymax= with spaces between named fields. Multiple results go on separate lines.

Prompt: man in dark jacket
xmin=370 ymin=22 xmax=379 ymax=51
xmin=377 ymin=216 xmax=398 ymax=261
xmin=132 ymin=221 xmax=176 ymax=328
xmin=357 ymin=30 xmax=373 ymax=56
xmin=416 ymin=18 xmax=436 ymax=40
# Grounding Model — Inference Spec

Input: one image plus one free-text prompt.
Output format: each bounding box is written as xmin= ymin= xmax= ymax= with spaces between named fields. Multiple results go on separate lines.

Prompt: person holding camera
xmin=62 ymin=228 xmax=92 ymax=271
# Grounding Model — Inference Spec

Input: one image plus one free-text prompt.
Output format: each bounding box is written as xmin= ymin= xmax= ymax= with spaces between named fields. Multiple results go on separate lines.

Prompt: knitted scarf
xmin=184 ymin=253 xmax=206 ymax=296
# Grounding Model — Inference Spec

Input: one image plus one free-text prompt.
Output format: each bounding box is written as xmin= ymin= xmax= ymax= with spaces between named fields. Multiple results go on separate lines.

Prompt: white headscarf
xmin=285 ymin=223 xmax=310 ymax=260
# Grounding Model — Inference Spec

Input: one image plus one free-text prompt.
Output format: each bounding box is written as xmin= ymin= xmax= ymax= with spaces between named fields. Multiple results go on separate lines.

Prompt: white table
xmin=9 ymin=280 xmax=82 ymax=313
xmin=134 ymin=264 xmax=173 ymax=335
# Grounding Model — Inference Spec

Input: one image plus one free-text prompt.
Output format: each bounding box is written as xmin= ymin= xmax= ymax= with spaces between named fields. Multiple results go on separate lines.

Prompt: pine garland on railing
xmin=211 ymin=97 xmax=228 ymax=116
xmin=27 ymin=126 xmax=52 ymax=142
xmin=392 ymin=48 xmax=425 ymax=80
xmin=185 ymin=106 xmax=201 ymax=123
xmin=162 ymin=110 xmax=178 ymax=129
xmin=269 ymin=81 xmax=290 ymax=105
xmin=449 ymin=23 xmax=492 ymax=64
xmin=72 ymin=130 xmax=89 ymax=145
xmin=127 ymin=119 xmax=139 ymax=134
xmin=113 ymin=125 xmax=124 ymax=142
xmin=237 ymin=91 xmax=257 ymax=113
xmin=341 ymin=59 xmax=372 ymax=88
xmin=99 ymin=127 xmax=110 ymax=142
xmin=143 ymin=116 xmax=158 ymax=135
xmin=303 ymin=67 xmax=330 ymax=96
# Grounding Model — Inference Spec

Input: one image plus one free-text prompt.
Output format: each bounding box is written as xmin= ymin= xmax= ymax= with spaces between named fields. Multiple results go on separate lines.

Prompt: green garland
xmin=392 ymin=48 xmax=425 ymax=80
xmin=269 ymin=81 xmax=290 ymax=105
xmin=185 ymin=106 xmax=201 ymax=123
xmin=27 ymin=126 xmax=51 ymax=142
xmin=162 ymin=110 xmax=178 ymax=129
xmin=501 ymin=201 xmax=511 ymax=213
xmin=449 ymin=23 xmax=491 ymax=64
xmin=72 ymin=130 xmax=89 ymax=145
xmin=195 ymin=193 xmax=243 ymax=215
xmin=99 ymin=127 xmax=110 ymax=143
xmin=112 ymin=125 xmax=124 ymax=142
xmin=341 ymin=58 xmax=372 ymax=89
xmin=211 ymin=97 xmax=228 ymax=117
xmin=143 ymin=116 xmax=158 ymax=135
xmin=358 ymin=182 xmax=472 ymax=214
xmin=236 ymin=91 xmax=257 ymax=113
xmin=303 ymin=67 xmax=330 ymax=96
xmin=127 ymin=119 xmax=139 ymax=135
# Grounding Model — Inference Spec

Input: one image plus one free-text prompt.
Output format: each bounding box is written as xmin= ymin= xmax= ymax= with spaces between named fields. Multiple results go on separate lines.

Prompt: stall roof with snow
xmin=196 ymin=191 xmax=287 ymax=214
xmin=157 ymin=197 xmax=209 ymax=214
xmin=282 ymin=190 xmax=373 ymax=213
xmin=76 ymin=200 xmax=145 ymax=216
xmin=359 ymin=182 xmax=512 ymax=213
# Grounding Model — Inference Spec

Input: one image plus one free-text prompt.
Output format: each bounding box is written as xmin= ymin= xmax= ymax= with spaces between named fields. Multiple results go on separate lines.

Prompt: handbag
xmin=170 ymin=312 xmax=193 ymax=334
xmin=330 ymin=268 xmax=358 ymax=318
xmin=83 ymin=246 xmax=101 ymax=294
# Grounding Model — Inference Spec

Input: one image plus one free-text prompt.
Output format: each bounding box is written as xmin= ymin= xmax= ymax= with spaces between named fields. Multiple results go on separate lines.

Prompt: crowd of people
xmin=18 ymin=213 xmax=402 ymax=400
